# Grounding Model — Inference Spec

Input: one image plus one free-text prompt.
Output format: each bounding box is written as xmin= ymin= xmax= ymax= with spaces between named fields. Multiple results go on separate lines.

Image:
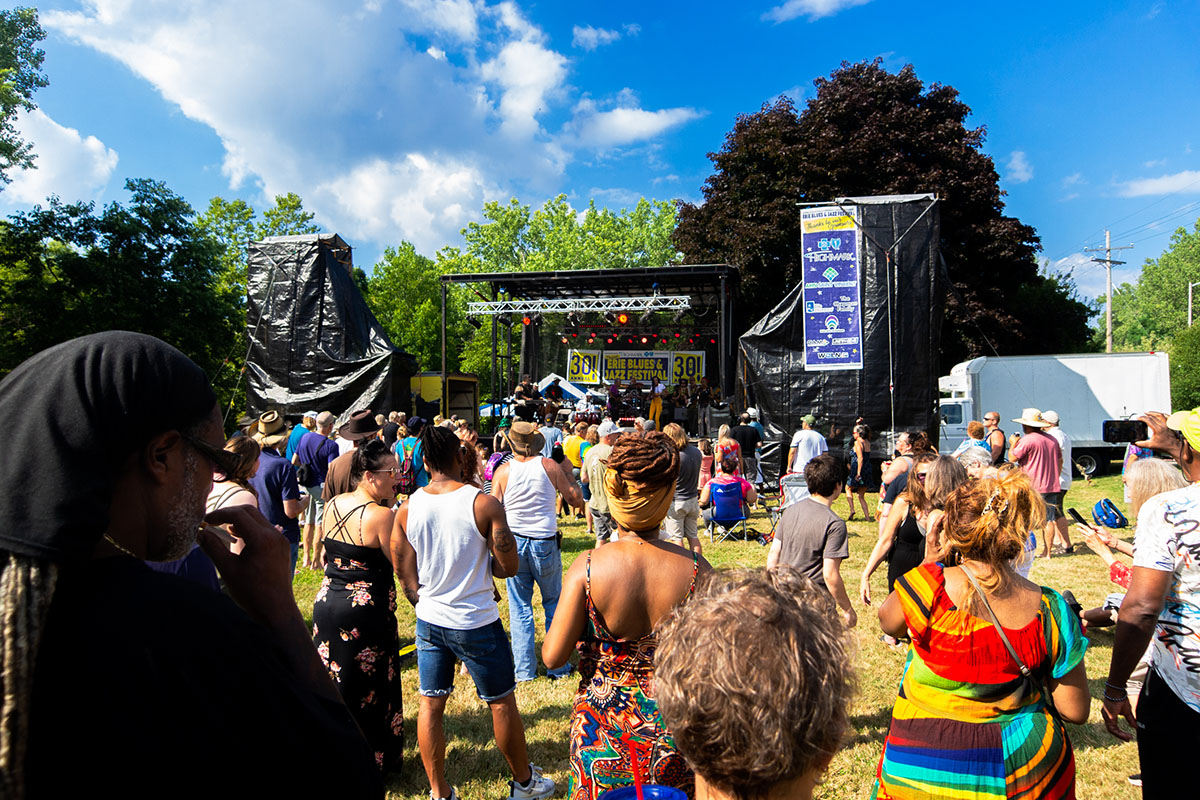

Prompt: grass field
xmin=292 ymin=473 xmax=1142 ymax=799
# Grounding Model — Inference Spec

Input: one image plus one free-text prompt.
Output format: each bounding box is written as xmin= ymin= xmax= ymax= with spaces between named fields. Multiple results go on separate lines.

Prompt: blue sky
xmin=8 ymin=0 xmax=1200 ymax=304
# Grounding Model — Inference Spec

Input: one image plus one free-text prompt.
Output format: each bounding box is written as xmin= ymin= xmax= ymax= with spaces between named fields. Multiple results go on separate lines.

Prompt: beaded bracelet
xmin=1102 ymin=680 xmax=1127 ymax=702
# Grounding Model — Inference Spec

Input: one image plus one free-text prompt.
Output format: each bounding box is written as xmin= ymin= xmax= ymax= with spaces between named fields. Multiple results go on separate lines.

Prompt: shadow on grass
xmin=845 ymin=706 xmax=894 ymax=746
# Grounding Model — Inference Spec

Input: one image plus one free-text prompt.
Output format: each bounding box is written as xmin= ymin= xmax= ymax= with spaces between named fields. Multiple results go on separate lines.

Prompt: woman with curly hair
xmin=656 ymin=567 xmax=855 ymax=800
xmin=544 ymin=432 xmax=712 ymax=800
xmin=872 ymin=470 xmax=1090 ymax=799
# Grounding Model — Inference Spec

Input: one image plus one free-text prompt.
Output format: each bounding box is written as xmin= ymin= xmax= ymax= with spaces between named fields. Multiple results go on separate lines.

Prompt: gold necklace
xmin=103 ymin=534 xmax=139 ymax=558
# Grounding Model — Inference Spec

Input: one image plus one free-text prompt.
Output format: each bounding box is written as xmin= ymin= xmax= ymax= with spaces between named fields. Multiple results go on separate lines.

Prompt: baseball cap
xmin=801 ymin=413 xmax=817 ymax=425
xmin=597 ymin=419 xmax=620 ymax=437
xmin=746 ymin=407 xmax=759 ymax=418
xmin=1167 ymin=408 xmax=1200 ymax=452
xmin=1042 ymin=410 xmax=1060 ymax=425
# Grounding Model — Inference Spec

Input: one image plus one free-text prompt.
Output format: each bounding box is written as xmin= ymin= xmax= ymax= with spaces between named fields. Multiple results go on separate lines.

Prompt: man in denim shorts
xmin=392 ymin=425 xmax=554 ymax=800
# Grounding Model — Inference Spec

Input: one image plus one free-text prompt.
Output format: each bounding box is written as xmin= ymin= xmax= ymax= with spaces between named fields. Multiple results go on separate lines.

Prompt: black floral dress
xmin=312 ymin=502 xmax=404 ymax=774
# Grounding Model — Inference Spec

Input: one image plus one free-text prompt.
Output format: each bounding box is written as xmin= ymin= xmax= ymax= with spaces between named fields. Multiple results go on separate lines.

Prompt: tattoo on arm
xmin=494 ymin=526 xmax=516 ymax=554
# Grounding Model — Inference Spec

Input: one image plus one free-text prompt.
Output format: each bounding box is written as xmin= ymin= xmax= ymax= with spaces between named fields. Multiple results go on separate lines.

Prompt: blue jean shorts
xmin=416 ymin=617 xmax=516 ymax=702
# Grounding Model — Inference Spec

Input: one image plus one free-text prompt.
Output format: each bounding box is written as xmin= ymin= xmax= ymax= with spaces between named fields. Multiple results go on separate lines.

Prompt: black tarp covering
xmin=740 ymin=195 xmax=942 ymax=486
xmin=246 ymin=233 xmax=417 ymax=420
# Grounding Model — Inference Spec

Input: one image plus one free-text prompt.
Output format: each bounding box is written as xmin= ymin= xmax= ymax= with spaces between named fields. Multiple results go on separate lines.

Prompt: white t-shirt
xmin=1047 ymin=427 xmax=1072 ymax=491
xmin=789 ymin=428 xmax=828 ymax=474
xmin=1133 ymin=483 xmax=1200 ymax=712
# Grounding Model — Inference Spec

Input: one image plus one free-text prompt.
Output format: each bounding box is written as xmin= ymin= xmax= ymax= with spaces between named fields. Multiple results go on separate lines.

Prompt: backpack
xmin=396 ymin=439 xmax=418 ymax=496
xmin=1092 ymin=498 xmax=1128 ymax=529
xmin=484 ymin=451 xmax=506 ymax=481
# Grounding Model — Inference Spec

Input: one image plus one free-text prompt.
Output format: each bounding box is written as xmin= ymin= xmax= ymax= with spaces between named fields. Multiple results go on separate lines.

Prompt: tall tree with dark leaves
xmin=674 ymin=60 xmax=1091 ymax=363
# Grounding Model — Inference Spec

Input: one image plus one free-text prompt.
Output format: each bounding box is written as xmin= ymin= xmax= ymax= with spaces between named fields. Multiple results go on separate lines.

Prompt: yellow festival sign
xmin=568 ymin=349 xmax=705 ymax=385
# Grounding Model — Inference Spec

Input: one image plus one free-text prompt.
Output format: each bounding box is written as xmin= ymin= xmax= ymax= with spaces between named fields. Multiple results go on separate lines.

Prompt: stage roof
xmin=440 ymin=264 xmax=739 ymax=306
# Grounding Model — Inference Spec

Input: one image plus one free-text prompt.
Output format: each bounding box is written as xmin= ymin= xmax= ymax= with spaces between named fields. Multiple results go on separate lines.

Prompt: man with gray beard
xmin=0 ymin=332 xmax=380 ymax=799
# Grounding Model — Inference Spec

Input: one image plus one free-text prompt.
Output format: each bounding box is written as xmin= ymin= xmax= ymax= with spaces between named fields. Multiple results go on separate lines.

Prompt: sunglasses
xmin=181 ymin=432 xmax=241 ymax=476
xmin=370 ymin=468 xmax=400 ymax=477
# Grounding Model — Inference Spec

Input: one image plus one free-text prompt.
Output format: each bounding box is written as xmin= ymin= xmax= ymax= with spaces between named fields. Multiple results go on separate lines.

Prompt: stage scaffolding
xmin=439 ymin=265 xmax=740 ymax=419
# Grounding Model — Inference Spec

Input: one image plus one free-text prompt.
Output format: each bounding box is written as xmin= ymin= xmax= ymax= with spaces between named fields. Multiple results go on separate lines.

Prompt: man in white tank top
xmin=392 ymin=426 xmax=556 ymax=800
xmin=492 ymin=421 xmax=584 ymax=682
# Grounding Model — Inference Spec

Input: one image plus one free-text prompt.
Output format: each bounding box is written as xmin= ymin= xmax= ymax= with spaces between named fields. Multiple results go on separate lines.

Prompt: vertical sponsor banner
xmin=801 ymin=206 xmax=864 ymax=371
xmin=567 ymin=349 xmax=602 ymax=384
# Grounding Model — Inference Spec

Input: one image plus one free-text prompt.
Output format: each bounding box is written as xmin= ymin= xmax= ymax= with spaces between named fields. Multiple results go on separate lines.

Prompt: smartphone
xmin=1103 ymin=419 xmax=1148 ymax=444
xmin=1067 ymin=507 xmax=1088 ymax=526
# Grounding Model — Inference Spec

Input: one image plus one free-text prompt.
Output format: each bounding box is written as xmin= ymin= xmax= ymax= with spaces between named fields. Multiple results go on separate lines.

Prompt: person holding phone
xmin=1100 ymin=408 xmax=1200 ymax=798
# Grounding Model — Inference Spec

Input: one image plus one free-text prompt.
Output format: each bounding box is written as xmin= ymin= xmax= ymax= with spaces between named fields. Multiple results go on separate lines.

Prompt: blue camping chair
xmin=707 ymin=480 xmax=749 ymax=542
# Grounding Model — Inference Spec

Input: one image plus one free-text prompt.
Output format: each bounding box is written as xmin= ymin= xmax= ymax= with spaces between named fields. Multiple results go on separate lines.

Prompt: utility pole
xmin=1084 ymin=230 xmax=1134 ymax=353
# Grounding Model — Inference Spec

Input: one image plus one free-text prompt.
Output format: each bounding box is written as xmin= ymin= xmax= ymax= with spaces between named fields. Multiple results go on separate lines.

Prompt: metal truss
xmin=467 ymin=295 xmax=691 ymax=316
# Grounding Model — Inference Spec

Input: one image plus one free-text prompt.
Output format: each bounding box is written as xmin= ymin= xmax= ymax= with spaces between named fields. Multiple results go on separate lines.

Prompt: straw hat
xmin=1012 ymin=408 xmax=1052 ymax=428
xmin=508 ymin=420 xmax=545 ymax=457
xmin=251 ymin=410 xmax=289 ymax=447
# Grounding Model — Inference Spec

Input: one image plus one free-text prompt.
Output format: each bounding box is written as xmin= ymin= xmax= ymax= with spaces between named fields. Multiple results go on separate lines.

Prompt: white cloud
xmin=2 ymin=108 xmax=118 ymax=205
xmin=1062 ymin=172 xmax=1084 ymax=187
xmin=623 ymin=23 xmax=641 ymax=36
xmin=312 ymin=154 xmax=501 ymax=253
xmin=763 ymin=0 xmax=872 ymax=23
xmin=569 ymin=94 xmax=702 ymax=150
xmin=1117 ymin=170 xmax=1200 ymax=197
xmin=572 ymin=25 xmax=620 ymax=50
xmin=1006 ymin=150 xmax=1033 ymax=184
xmin=480 ymin=39 xmax=568 ymax=139
xmin=43 ymin=1 xmax=694 ymax=252
xmin=1144 ymin=158 xmax=1166 ymax=168
xmin=397 ymin=0 xmax=479 ymax=43
xmin=651 ymin=174 xmax=679 ymax=185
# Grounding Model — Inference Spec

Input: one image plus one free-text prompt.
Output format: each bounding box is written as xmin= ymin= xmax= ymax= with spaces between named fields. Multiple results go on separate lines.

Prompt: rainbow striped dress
xmin=872 ymin=563 xmax=1087 ymax=799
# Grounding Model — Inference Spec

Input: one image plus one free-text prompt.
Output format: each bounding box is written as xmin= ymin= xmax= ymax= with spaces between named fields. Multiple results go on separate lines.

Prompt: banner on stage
xmin=568 ymin=350 xmax=706 ymax=385
xmin=801 ymin=206 xmax=863 ymax=371
xmin=567 ymin=349 xmax=602 ymax=384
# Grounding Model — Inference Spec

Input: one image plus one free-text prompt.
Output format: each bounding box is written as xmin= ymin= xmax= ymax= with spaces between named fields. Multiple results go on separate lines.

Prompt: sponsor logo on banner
xmin=801 ymin=206 xmax=864 ymax=371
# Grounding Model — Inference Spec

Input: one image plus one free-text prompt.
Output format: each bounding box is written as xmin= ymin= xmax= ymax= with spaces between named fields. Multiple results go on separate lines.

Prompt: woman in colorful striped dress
xmin=872 ymin=470 xmax=1090 ymax=799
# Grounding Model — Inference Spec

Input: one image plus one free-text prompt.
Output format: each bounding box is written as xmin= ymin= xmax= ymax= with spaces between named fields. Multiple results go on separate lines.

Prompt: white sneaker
xmin=509 ymin=763 xmax=555 ymax=799
xmin=431 ymin=789 xmax=457 ymax=800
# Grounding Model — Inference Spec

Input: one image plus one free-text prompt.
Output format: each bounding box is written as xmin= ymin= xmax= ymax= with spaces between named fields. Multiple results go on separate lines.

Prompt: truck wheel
xmin=1074 ymin=451 xmax=1103 ymax=477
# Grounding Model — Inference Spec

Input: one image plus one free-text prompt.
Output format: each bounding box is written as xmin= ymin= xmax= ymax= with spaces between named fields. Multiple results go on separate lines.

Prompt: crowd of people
xmin=3 ymin=332 xmax=1196 ymax=800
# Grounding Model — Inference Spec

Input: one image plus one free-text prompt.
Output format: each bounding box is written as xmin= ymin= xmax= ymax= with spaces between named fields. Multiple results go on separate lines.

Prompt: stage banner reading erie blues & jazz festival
xmin=801 ymin=206 xmax=864 ymax=371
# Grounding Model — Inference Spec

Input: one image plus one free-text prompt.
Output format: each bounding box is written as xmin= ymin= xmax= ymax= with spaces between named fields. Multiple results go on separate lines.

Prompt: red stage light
xmin=616 ymin=312 xmax=629 ymax=325
xmin=660 ymin=339 xmax=667 ymax=344
xmin=627 ymin=338 xmax=634 ymax=344
xmin=674 ymin=332 xmax=681 ymax=338
xmin=606 ymin=337 xmax=613 ymax=344
xmin=572 ymin=332 xmax=578 ymax=337
xmin=522 ymin=315 xmax=532 ymax=326
xmin=560 ymin=337 xmax=568 ymax=344
xmin=710 ymin=337 xmax=717 ymax=344
xmin=587 ymin=338 xmax=595 ymax=344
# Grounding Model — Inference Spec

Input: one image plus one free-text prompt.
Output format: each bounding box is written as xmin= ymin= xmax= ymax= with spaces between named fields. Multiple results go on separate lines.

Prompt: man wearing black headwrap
xmin=0 ymin=332 xmax=381 ymax=799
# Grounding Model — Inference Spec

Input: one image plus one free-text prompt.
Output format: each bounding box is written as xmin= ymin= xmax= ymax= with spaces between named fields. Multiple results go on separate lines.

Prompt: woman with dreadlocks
xmin=0 ymin=332 xmax=380 ymax=799
xmin=544 ymin=431 xmax=711 ymax=800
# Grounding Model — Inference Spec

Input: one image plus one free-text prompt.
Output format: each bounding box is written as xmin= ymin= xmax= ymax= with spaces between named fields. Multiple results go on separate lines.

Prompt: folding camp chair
xmin=706 ymin=480 xmax=749 ymax=542
xmin=767 ymin=472 xmax=811 ymax=539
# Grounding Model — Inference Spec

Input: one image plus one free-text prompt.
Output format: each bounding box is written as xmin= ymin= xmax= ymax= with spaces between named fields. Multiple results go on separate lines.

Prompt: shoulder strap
xmin=959 ymin=564 xmax=1031 ymax=677
xmin=688 ymin=551 xmax=700 ymax=596
xmin=326 ymin=500 xmax=375 ymax=543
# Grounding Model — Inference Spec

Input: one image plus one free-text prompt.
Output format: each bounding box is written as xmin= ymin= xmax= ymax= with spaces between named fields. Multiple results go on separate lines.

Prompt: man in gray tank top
xmin=392 ymin=426 xmax=556 ymax=800
xmin=492 ymin=421 xmax=584 ymax=682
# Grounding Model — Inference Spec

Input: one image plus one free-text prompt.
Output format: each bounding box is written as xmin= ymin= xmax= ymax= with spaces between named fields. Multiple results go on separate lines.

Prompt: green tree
xmin=196 ymin=196 xmax=256 ymax=297
xmin=0 ymin=7 xmax=48 ymax=184
xmin=673 ymin=60 xmax=1087 ymax=363
xmin=1170 ymin=321 xmax=1200 ymax=411
xmin=1105 ymin=218 xmax=1200 ymax=351
xmin=256 ymin=191 xmax=320 ymax=239
xmin=0 ymin=180 xmax=240 ymax=405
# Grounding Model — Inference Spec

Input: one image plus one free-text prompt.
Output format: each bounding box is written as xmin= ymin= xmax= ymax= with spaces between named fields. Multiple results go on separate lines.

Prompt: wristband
xmin=1102 ymin=690 xmax=1127 ymax=703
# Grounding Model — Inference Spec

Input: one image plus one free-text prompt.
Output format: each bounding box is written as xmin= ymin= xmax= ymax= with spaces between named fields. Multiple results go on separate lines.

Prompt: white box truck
xmin=937 ymin=352 xmax=1171 ymax=475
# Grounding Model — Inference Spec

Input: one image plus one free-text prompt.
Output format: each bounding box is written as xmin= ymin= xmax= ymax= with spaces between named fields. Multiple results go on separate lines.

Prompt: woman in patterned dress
xmin=544 ymin=432 xmax=712 ymax=800
xmin=313 ymin=439 xmax=405 ymax=774
xmin=872 ymin=470 xmax=1090 ymax=799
